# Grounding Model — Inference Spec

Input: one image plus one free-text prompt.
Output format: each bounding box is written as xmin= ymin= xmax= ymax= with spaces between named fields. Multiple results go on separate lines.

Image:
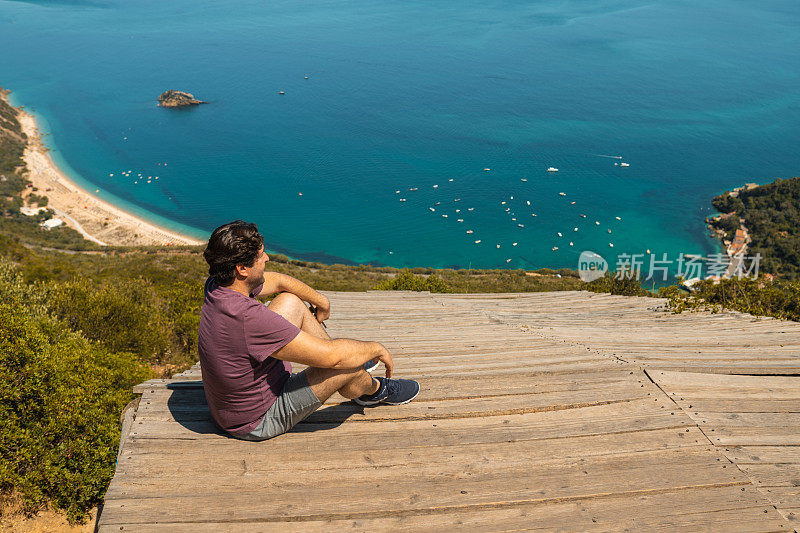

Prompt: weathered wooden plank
xmin=126 ymin=397 xmax=692 ymax=443
xmin=724 ymin=446 xmax=800 ymax=464
xmin=739 ymin=464 xmax=800 ymax=487
xmin=650 ymin=370 xmax=800 ymax=391
xmin=113 ymin=427 xmax=709 ymax=475
xmin=135 ymin=392 xmax=650 ymax=425
xmin=670 ymin=399 xmax=800 ymax=414
xmin=100 ymin=448 xmax=751 ymax=524
xmin=98 ymin=485 xmax=786 ymax=532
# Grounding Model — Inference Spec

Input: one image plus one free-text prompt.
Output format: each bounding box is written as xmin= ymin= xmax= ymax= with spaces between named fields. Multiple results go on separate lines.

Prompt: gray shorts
xmin=235 ymin=371 xmax=322 ymax=441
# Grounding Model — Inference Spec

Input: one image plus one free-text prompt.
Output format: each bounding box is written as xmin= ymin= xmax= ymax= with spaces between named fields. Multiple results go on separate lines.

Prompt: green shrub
xmin=374 ymin=270 xmax=452 ymax=293
xmin=45 ymin=278 xmax=177 ymax=365
xmin=586 ymin=271 xmax=653 ymax=297
xmin=0 ymin=262 xmax=150 ymax=522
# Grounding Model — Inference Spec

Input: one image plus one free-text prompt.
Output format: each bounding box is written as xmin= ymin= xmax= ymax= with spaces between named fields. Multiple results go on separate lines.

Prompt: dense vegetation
xmin=710 ymin=177 xmax=800 ymax=279
xmin=0 ymin=261 xmax=150 ymax=522
xmin=659 ymin=276 xmax=800 ymax=322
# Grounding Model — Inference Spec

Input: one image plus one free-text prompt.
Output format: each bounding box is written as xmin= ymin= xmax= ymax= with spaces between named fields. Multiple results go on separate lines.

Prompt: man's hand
xmin=373 ymin=344 xmax=393 ymax=379
xmin=310 ymin=297 xmax=330 ymax=323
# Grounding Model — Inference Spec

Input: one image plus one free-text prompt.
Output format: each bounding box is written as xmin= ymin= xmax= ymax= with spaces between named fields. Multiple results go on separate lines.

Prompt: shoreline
xmin=6 ymin=92 xmax=204 ymax=247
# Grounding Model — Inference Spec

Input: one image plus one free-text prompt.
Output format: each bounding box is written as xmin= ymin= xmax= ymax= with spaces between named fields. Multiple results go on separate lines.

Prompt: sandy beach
xmin=11 ymin=98 xmax=203 ymax=247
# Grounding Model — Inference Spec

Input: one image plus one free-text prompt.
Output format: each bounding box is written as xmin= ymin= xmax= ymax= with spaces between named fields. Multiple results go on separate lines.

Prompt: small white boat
xmin=483 ymin=168 xmax=491 ymax=171
xmin=559 ymin=192 xmax=566 ymax=196
xmin=547 ymin=167 xmax=559 ymax=172
xmin=620 ymin=162 xmax=630 ymax=167
xmin=475 ymin=240 xmax=481 ymax=244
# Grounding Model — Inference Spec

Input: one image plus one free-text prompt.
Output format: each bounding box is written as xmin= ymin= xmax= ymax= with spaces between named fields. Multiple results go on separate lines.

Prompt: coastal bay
xmin=1 ymin=0 xmax=797 ymax=270
xmin=8 ymin=93 xmax=202 ymax=247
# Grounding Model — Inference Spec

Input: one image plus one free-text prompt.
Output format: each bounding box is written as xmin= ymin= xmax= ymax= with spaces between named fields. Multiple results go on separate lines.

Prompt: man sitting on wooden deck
xmin=198 ymin=220 xmax=420 ymax=441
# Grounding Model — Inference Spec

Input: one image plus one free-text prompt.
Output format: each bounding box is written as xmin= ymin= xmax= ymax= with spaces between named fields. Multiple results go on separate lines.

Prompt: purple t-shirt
xmin=198 ymin=277 xmax=300 ymax=435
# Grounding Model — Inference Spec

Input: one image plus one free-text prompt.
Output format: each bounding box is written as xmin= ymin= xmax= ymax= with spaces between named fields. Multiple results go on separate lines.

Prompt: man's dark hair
xmin=203 ymin=220 xmax=264 ymax=286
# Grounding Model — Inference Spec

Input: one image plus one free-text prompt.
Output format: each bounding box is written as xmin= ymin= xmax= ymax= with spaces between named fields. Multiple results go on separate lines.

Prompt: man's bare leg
xmin=268 ymin=292 xmax=330 ymax=340
xmin=268 ymin=292 xmax=379 ymax=403
xmin=304 ymin=366 xmax=379 ymax=403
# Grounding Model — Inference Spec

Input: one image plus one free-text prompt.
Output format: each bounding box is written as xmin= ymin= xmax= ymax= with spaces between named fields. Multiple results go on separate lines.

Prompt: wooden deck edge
xmin=132 ymin=379 xmax=203 ymax=393
xmin=118 ymin=396 xmax=140 ymax=459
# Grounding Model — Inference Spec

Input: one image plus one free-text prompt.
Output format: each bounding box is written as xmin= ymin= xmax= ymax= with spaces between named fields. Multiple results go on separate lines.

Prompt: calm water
xmin=2 ymin=0 xmax=799 ymax=274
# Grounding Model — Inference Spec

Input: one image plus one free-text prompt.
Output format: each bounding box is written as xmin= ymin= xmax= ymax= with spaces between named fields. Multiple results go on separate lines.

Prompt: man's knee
xmin=268 ymin=292 xmax=306 ymax=322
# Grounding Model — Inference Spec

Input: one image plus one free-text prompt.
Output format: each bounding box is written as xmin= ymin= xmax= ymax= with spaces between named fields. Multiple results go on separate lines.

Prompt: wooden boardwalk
xmin=99 ymin=291 xmax=799 ymax=531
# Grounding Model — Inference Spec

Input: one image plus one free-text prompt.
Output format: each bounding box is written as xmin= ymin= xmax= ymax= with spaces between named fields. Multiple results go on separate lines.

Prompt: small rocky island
xmin=157 ymin=90 xmax=207 ymax=108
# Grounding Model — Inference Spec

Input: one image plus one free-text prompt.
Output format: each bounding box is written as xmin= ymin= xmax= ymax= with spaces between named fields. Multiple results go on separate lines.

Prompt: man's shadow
xmin=165 ymin=382 xmax=363 ymax=437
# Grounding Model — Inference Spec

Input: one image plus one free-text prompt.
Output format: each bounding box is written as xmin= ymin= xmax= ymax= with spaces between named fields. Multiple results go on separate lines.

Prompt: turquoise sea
xmin=1 ymin=0 xmax=799 ymax=274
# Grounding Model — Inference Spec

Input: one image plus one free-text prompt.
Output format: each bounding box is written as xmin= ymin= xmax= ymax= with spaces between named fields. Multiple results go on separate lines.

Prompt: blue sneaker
xmin=363 ymin=359 xmax=380 ymax=373
xmin=354 ymin=376 xmax=420 ymax=406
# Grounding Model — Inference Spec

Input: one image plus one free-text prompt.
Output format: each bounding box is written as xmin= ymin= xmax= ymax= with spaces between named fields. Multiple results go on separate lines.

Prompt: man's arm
xmin=273 ymin=331 xmax=393 ymax=377
xmin=258 ymin=272 xmax=330 ymax=322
